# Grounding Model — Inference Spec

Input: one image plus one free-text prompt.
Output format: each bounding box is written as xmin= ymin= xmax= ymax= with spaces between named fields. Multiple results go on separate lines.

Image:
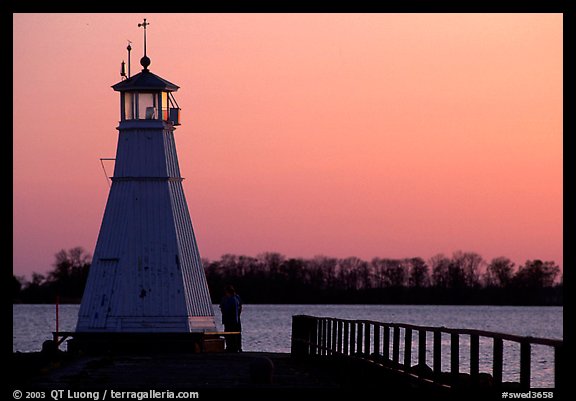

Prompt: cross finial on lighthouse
xmin=138 ymin=18 xmax=151 ymax=70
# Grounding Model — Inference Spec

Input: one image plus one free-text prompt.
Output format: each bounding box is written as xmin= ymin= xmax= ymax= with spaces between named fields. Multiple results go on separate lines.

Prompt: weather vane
xmin=138 ymin=18 xmax=151 ymax=70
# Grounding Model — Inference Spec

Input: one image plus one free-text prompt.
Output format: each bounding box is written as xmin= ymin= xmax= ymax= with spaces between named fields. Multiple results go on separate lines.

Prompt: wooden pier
xmin=291 ymin=315 xmax=563 ymax=392
xmin=11 ymin=316 xmax=563 ymax=399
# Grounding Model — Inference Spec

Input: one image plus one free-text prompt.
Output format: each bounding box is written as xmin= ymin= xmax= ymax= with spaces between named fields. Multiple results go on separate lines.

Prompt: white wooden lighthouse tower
xmin=76 ymin=20 xmax=216 ymax=334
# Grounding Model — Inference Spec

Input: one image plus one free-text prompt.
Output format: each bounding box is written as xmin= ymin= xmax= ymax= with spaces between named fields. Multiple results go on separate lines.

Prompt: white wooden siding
xmin=76 ymin=121 xmax=216 ymax=332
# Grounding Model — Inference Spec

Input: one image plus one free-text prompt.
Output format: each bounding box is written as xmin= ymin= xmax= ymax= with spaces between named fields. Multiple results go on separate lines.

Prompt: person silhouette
xmin=219 ymin=285 xmax=242 ymax=352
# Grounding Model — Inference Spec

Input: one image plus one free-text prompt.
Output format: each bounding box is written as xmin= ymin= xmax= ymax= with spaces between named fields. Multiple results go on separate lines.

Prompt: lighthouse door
xmin=88 ymin=259 xmax=119 ymax=329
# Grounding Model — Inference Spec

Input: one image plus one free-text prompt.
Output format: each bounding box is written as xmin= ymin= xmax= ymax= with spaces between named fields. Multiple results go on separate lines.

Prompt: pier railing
xmin=291 ymin=315 xmax=563 ymax=390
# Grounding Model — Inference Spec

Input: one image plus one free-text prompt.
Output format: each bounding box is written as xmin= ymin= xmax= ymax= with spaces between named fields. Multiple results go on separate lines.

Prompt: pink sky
xmin=13 ymin=13 xmax=563 ymax=278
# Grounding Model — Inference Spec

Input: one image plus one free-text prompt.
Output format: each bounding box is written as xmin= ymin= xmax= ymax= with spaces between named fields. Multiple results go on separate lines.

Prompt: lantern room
xmin=112 ymin=69 xmax=181 ymax=126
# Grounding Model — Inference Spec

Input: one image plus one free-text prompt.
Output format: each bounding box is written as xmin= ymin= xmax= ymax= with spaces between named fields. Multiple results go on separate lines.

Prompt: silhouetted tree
xmin=31 ymin=272 xmax=45 ymax=286
xmin=513 ymin=260 xmax=560 ymax=288
xmin=15 ymin=248 xmax=562 ymax=305
xmin=371 ymin=258 xmax=387 ymax=288
xmin=308 ymin=255 xmax=338 ymax=290
xmin=430 ymin=254 xmax=451 ymax=288
xmin=238 ymin=255 xmax=259 ymax=277
xmin=46 ymin=247 xmax=91 ymax=301
xmin=370 ymin=258 xmax=408 ymax=288
xmin=12 ymin=275 xmax=23 ymax=300
xmin=257 ymin=252 xmax=285 ymax=275
xmin=408 ymin=257 xmax=430 ymax=288
xmin=452 ymin=251 xmax=483 ymax=288
xmin=19 ymin=272 xmax=47 ymax=303
xmin=219 ymin=254 xmax=239 ymax=278
xmin=447 ymin=262 xmax=467 ymax=289
xmin=338 ymin=257 xmax=366 ymax=290
xmin=282 ymin=257 xmax=307 ymax=284
xmin=484 ymin=257 xmax=515 ymax=288
xmin=49 ymin=247 xmax=91 ymax=281
xmin=384 ymin=259 xmax=407 ymax=288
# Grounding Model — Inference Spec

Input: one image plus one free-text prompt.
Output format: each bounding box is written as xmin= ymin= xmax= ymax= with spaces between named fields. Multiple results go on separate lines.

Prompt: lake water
xmin=13 ymin=304 xmax=562 ymax=388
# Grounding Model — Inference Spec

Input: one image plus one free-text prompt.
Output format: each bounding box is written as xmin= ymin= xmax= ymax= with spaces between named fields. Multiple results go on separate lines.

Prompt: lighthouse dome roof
xmin=112 ymin=69 xmax=179 ymax=92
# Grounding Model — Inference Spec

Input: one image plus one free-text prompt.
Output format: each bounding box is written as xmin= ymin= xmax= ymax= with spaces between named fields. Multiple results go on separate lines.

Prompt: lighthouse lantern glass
xmin=124 ymin=92 xmax=135 ymax=120
xmin=138 ymin=92 xmax=157 ymax=120
xmin=161 ymin=91 xmax=169 ymax=121
xmin=120 ymin=89 xmax=178 ymax=123
xmin=122 ymin=92 xmax=163 ymax=121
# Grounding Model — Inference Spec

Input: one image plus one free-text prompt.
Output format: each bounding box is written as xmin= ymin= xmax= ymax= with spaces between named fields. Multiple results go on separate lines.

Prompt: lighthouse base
xmin=55 ymin=332 xmax=225 ymax=354
xmin=76 ymin=316 xmax=217 ymax=333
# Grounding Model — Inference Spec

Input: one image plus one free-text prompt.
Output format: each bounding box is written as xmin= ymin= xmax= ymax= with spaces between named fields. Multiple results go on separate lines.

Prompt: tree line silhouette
xmin=13 ymin=247 xmax=562 ymax=305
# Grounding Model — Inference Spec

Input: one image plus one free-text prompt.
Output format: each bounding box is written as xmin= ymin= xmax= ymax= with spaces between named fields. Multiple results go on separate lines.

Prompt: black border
xmin=7 ymin=2 xmax=571 ymax=400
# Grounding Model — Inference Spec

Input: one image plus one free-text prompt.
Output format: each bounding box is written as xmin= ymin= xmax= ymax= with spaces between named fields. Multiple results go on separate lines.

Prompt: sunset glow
xmin=13 ymin=13 xmax=562 ymax=277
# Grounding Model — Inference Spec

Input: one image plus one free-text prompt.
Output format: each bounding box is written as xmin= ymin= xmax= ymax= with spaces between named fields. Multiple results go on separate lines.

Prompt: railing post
xmin=291 ymin=315 xmax=305 ymax=357
xmin=404 ymin=327 xmax=412 ymax=371
xmin=343 ymin=321 xmax=349 ymax=356
xmin=331 ymin=319 xmax=337 ymax=355
xmin=350 ymin=321 xmax=356 ymax=355
xmin=451 ymin=332 xmax=459 ymax=384
xmin=418 ymin=329 xmax=427 ymax=376
xmin=555 ymin=343 xmax=563 ymax=390
xmin=493 ymin=337 xmax=503 ymax=387
xmin=322 ymin=319 xmax=326 ymax=355
xmin=316 ymin=319 xmax=321 ymax=355
xmin=520 ymin=340 xmax=531 ymax=390
xmin=374 ymin=324 xmax=381 ymax=356
xmin=357 ymin=321 xmax=364 ymax=355
xmin=320 ymin=319 xmax=325 ymax=355
xmin=470 ymin=334 xmax=479 ymax=386
xmin=327 ymin=319 xmax=333 ymax=355
xmin=392 ymin=326 xmax=400 ymax=365
xmin=336 ymin=319 xmax=342 ymax=354
xmin=433 ymin=330 xmax=442 ymax=380
xmin=383 ymin=325 xmax=390 ymax=361
xmin=365 ymin=322 xmax=371 ymax=356
xmin=325 ymin=319 xmax=329 ymax=355
xmin=310 ymin=317 xmax=318 ymax=356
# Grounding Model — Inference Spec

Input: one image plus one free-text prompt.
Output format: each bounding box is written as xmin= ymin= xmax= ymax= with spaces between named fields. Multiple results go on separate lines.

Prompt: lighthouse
xmin=75 ymin=19 xmax=217 ymax=335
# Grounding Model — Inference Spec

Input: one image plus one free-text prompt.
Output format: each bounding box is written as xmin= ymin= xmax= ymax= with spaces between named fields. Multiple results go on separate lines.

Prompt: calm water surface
xmin=13 ymin=304 xmax=562 ymax=388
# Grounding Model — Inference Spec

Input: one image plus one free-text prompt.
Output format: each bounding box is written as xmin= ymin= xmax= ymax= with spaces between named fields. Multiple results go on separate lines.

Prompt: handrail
xmin=291 ymin=315 xmax=562 ymax=390
xmin=302 ymin=316 xmax=562 ymax=346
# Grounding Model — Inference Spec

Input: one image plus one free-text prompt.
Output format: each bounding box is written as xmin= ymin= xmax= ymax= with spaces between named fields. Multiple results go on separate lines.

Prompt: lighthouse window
xmin=161 ymin=91 xmax=169 ymax=121
xmin=124 ymin=92 xmax=135 ymax=120
xmin=138 ymin=92 xmax=157 ymax=120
